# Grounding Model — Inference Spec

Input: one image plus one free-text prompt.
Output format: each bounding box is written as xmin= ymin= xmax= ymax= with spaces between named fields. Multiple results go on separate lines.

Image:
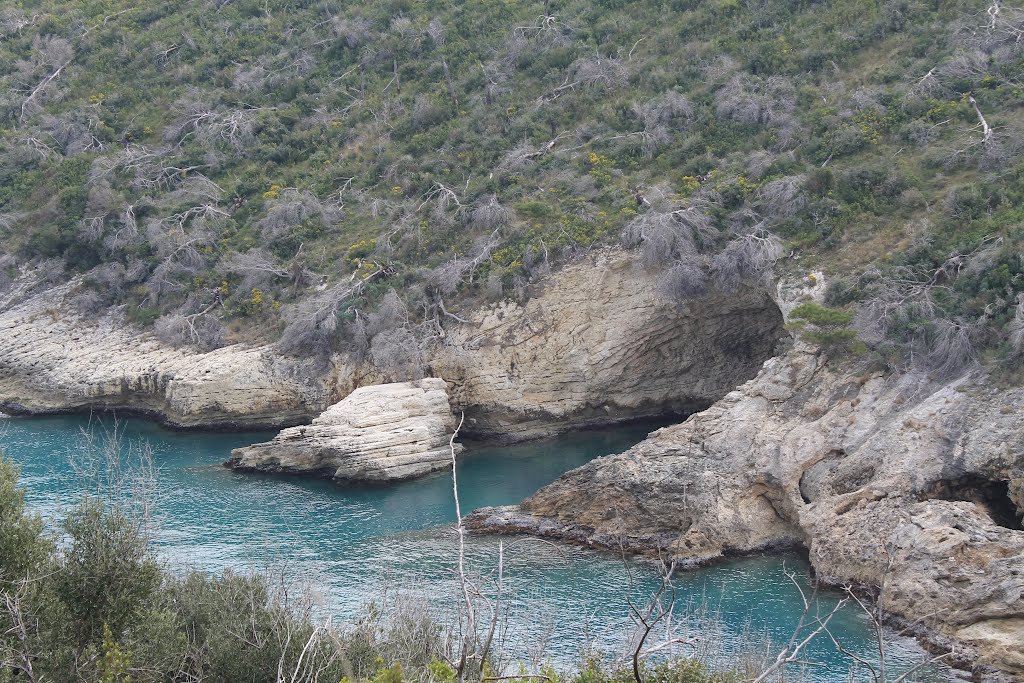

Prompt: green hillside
xmin=1 ymin=0 xmax=1022 ymax=377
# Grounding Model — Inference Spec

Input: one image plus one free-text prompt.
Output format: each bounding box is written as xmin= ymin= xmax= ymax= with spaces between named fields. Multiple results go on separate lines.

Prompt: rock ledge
xmin=469 ymin=345 xmax=1024 ymax=680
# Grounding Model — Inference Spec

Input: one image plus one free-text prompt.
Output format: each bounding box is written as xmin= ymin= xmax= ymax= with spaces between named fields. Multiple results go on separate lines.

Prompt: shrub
xmin=0 ymin=457 xmax=50 ymax=589
xmin=789 ymin=302 xmax=865 ymax=355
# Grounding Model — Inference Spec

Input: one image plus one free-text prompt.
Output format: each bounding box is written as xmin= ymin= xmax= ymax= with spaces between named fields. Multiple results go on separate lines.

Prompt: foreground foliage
xmin=1 ymin=454 xmax=746 ymax=683
xmin=0 ymin=0 xmax=1022 ymax=379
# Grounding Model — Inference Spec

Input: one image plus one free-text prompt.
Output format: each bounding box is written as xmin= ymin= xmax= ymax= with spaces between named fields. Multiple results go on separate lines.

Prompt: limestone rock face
xmin=469 ymin=344 xmax=1024 ymax=678
xmin=0 ymin=283 xmax=328 ymax=428
xmin=227 ymin=378 xmax=462 ymax=482
xmin=433 ymin=250 xmax=784 ymax=440
xmin=0 ymin=251 xmax=785 ymax=439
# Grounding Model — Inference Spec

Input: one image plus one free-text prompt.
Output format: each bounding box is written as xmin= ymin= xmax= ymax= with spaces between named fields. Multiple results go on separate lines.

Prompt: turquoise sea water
xmin=0 ymin=414 xmax=953 ymax=681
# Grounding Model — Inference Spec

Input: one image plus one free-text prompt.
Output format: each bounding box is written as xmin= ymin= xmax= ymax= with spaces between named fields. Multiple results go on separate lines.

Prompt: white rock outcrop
xmin=228 ymin=378 xmax=463 ymax=482
xmin=0 ymin=283 xmax=328 ymax=428
xmin=433 ymin=249 xmax=784 ymax=440
xmin=469 ymin=346 xmax=1024 ymax=680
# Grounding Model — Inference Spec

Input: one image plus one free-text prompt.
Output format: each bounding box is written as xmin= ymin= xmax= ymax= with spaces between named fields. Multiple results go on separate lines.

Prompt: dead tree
xmin=162 ymin=103 xmax=271 ymax=150
xmin=17 ymin=36 xmax=74 ymax=124
xmin=627 ymin=92 xmax=693 ymax=156
xmin=277 ymin=265 xmax=388 ymax=357
xmin=570 ymin=53 xmax=629 ymax=91
xmin=715 ymin=73 xmax=795 ymax=127
xmin=448 ymin=412 xmax=475 ymax=681
xmin=1010 ymin=293 xmax=1024 ymax=355
xmin=757 ymin=175 xmax=808 ymax=223
xmin=657 ymin=257 xmax=708 ymax=300
xmin=431 ymin=230 xmax=502 ymax=296
xmin=219 ymin=248 xmax=318 ymax=292
xmin=945 ymin=92 xmax=997 ymax=164
xmin=257 ymin=189 xmax=342 ymax=244
xmin=711 ymin=229 xmax=783 ymax=293
xmin=0 ymin=10 xmax=36 ymax=39
xmin=927 ymin=318 xmax=978 ymax=379
xmin=417 ymin=182 xmax=465 ymax=221
xmin=621 ymin=190 xmax=718 ymax=268
xmin=0 ymin=581 xmax=40 ymax=683
xmin=749 ymin=568 xmax=849 ymax=683
xmin=620 ymin=555 xmax=698 ymax=683
xmin=154 ymin=310 xmax=225 ymax=350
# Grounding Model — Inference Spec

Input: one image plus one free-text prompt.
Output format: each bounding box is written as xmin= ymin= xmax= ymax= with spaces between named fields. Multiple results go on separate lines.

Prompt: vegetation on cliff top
xmin=1 ymin=0 xmax=1023 ymax=379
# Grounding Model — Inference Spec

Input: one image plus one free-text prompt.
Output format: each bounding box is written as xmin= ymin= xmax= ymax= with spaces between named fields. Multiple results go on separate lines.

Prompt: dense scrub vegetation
xmin=1 ymin=0 xmax=1023 ymax=378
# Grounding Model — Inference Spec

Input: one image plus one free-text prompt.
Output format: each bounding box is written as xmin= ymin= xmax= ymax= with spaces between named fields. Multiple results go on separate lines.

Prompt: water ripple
xmin=0 ymin=415 xmax=955 ymax=682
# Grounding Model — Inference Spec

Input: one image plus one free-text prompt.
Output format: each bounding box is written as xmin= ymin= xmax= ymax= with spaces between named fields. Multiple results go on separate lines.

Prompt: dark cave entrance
xmin=922 ymin=475 xmax=1023 ymax=531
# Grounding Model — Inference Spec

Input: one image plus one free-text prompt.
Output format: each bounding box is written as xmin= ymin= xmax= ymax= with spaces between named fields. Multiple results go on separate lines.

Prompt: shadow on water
xmin=0 ymin=413 xmax=954 ymax=681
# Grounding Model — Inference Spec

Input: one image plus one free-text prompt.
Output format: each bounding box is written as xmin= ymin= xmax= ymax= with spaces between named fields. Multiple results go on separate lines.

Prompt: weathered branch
xmin=19 ymin=59 xmax=71 ymax=123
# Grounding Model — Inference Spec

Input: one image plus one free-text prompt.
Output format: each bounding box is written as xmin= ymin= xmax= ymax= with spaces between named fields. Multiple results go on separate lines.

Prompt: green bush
xmin=789 ymin=302 xmax=865 ymax=355
xmin=0 ymin=0 xmax=1019 ymax=374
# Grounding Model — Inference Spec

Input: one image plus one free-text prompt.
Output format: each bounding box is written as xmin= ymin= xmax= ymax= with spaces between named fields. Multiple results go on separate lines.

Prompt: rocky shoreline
xmin=0 ymin=250 xmax=784 ymax=439
xmin=2 ymin=252 xmax=1021 ymax=679
xmin=467 ymin=343 xmax=1024 ymax=681
xmin=0 ymin=281 xmax=330 ymax=430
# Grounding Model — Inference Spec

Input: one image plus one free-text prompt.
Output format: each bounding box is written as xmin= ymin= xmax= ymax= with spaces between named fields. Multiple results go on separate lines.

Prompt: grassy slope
xmin=1 ymin=0 xmax=1022 ymax=376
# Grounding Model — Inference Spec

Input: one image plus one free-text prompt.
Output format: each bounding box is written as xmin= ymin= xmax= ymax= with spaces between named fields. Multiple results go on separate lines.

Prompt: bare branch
xmin=19 ymin=58 xmax=71 ymax=124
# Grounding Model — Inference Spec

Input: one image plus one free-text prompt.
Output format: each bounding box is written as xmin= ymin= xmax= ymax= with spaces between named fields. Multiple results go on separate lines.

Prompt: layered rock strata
xmin=228 ymin=378 xmax=462 ymax=482
xmin=468 ymin=345 xmax=1024 ymax=680
xmin=0 ymin=283 xmax=327 ymax=428
xmin=433 ymin=250 xmax=784 ymax=440
xmin=0 ymin=250 xmax=785 ymax=438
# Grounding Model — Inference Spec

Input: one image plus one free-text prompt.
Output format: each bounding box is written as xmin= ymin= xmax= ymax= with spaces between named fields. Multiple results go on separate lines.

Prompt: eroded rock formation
xmin=0 ymin=250 xmax=785 ymax=438
xmin=433 ymin=250 xmax=784 ymax=440
xmin=0 ymin=283 xmax=328 ymax=428
xmin=228 ymin=378 xmax=462 ymax=482
xmin=468 ymin=344 xmax=1024 ymax=679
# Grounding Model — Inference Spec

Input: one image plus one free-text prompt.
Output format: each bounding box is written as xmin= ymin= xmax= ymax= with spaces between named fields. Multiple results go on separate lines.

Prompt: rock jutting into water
xmin=468 ymin=341 xmax=1024 ymax=681
xmin=227 ymin=378 xmax=463 ymax=482
xmin=0 ymin=280 xmax=328 ymax=429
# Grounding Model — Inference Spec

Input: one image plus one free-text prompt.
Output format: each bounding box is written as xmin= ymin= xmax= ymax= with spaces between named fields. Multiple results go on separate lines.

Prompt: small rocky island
xmin=228 ymin=378 xmax=463 ymax=482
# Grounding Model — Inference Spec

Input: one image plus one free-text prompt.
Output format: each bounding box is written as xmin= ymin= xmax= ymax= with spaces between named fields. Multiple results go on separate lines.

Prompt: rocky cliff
xmin=0 ymin=250 xmax=785 ymax=438
xmin=0 ymin=281 xmax=329 ymax=428
xmin=468 ymin=343 xmax=1024 ymax=679
xmin=227 ymin=378 xmax=462 ymax=482
xmin=433 ymin=250 xmax=784 ymax=440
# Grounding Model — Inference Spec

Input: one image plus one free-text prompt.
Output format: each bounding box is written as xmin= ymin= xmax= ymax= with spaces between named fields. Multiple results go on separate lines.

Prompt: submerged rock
xmin=469 ymin=344 xmax=1024 ymax=679
xmin=227 ymin=378 xmax=463 ymax=482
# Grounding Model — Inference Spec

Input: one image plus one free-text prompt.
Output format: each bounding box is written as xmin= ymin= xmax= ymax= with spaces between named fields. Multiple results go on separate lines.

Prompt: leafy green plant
xmin=788 ymin=302 xmax=865 ymax=355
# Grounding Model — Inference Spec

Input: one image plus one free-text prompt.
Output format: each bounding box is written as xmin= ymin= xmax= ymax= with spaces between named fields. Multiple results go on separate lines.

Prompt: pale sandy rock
xmin=432 ymin=249 xmax=784 ymax=440
xmin=0 ymin=282 xmax=328 ymax=428
xmin=228 ymin=378 xmax=462 ymax=482
xmin=957 ymin=619 xmax=1024 ymax=673
xmin=0 ymin=251 xmax=785 ymax=439
xmin=469 ymin=345 xmax=1024 ymax=679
